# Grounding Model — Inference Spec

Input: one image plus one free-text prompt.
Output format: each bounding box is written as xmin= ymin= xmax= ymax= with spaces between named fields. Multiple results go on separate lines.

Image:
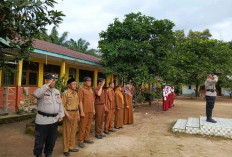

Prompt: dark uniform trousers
xmin=33 ymin=122 xmax=58 ymax=156
xmin=205 ymin=96 xmax=216 ymax=119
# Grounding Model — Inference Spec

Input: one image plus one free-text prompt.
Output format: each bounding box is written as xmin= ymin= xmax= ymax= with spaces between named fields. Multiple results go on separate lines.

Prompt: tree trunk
xmin=195 ymin=83 xmax=199 ymax=97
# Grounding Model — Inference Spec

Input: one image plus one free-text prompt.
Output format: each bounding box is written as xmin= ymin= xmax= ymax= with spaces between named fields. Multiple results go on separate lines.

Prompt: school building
xmin=0 ymin=38 xmax=118 ymax=112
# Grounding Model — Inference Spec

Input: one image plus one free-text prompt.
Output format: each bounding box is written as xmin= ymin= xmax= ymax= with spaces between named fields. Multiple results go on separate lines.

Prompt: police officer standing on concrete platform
xmin=33 ymin=74 xmax=64 ymax=157
xmin=205 ymin=72 xmax=218 ymax=123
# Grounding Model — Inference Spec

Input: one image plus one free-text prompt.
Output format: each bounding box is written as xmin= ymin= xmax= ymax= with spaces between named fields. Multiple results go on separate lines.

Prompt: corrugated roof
xmin=32 ymin=39 xmax=101 ymax=63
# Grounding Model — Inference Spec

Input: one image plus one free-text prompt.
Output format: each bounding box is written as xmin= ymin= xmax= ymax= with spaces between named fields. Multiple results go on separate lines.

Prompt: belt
xmin=206 ymin=89 xmax=216 ymax=92
xmin=66 ymin=109 xmax=79 ymax=112
xmin=38 ymin=111 xmax=58 ymax=117
xmin=95 ymin=103 xmax=104 ymax=105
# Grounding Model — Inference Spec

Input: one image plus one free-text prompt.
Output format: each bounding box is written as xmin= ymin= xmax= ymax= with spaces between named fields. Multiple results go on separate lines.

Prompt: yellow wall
xmin=17 ymin=60 xmax=23 ymax=86
xmin=65 ymin=65 xmax=69 ymax=81
xmin=76 ymin=67 xmax=79 ymax=84
xmin=38 ymin=62 xmax=44 ymax=87
xmin=31 ymin=57 xmax=109 ymax=88
xmin=94 ymin=69 xmax=98 ymax=87
xmin=60 ymin=60 xmax=66 ymax=78
xmin=106 ymin=76 xmax=111 ymax=87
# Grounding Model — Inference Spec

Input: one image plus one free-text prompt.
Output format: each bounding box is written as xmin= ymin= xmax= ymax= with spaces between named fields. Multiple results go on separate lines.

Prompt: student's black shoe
xmin=63 ymin=152 xmax=70 ymax=156
xmin=84 ymin=140 xmax=94 ymax=144
xmin=104 ymin=131 xmax=109 ymax=134
xmin=95 ymin=135 xmax=103 ymax=139
xmin=100 ymin=133 xmax=106 ymax=137
xmin=78 ymin=143 xmax=85 ymax=148
xmin=115 ymin=127 xmax=120 ymax=129
xmin=69 ymin=148 xmax=79 ymax=152
xmin=109 ymin=129 xmax=116 ymax=132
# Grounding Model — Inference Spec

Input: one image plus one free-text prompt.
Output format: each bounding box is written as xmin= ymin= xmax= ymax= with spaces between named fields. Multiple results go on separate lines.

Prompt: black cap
xmin=44 ymin=74 xmax=56 ymax=80
xmin=207 ymin=72 xmax=214 ymax=75
xmin=97 ymin=78 xmax=105 ymax=83
xmin=67 ymin=78 xmax=76 ymax=85
xmin=83 ymin=76 xmax=91 ymax=82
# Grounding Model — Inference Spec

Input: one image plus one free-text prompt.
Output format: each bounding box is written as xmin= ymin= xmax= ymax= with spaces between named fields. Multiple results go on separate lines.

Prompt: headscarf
xmin=115 ymin=86 xmax=124 ymax=104
xmin=124 ymin=85 xmax=132 ymax=97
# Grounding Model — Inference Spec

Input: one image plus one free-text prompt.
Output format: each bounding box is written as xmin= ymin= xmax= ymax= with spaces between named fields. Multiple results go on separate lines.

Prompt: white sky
xmin=47 ymin=0 xmax=232 ymax=49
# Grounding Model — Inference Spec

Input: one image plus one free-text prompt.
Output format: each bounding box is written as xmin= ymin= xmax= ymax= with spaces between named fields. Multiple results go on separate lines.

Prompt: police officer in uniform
xmin=62 ymin=78 xmax=80 ymax=156
xmin=205 ymin=72 xmax=218 ymax=123
xmin=33 ymin=74 xmax=64 ymax=157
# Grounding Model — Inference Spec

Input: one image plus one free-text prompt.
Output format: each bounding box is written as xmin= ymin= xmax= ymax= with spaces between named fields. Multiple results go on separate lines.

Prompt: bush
xmin=55 ymin=76 xmax=68 ymax=93
xmin=143 ymin=91 xmax=154 ymax=102
xmin=154 ymin=91 xmax=162 ymax=99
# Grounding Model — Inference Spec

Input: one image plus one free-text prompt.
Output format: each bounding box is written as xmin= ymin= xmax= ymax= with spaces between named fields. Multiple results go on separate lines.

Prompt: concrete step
xmin=200 ymin=116 xmax=232 ymax=137
xmin=172 ymin=119 xmax=187 ymax=132
xmin=185 ymin=117 xmax=200 ymax=134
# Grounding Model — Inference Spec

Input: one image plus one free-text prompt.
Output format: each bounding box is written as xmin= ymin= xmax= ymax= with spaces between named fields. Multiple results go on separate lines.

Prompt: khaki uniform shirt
xmin=78 ymin=85 xmax=94 ymax=113
xmin=33 ymin=84 xmax=65 ymax=125
xmin=205 ymin=76 xmax=218 ymax=97
xmin=94 ymin=87 xmax=106 ymax=105
xmin=62 ymin=89 xmax=79 ymax=111
xmin=106 ymin=88 xmax=115 ymax=109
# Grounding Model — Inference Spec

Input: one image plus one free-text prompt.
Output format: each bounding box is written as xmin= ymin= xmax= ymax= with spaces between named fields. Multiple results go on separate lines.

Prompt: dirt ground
xmin=0 ymin=97 xmax=232 ymax=157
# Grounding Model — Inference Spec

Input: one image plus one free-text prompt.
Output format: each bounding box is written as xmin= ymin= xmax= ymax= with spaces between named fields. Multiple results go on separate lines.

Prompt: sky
xmin=48 ymin=0 xmax=232 ymax=49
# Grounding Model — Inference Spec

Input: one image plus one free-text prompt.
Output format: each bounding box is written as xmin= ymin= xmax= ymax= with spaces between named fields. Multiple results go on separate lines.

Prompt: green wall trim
xmin=33 ymin=48 xmax=100 ymax=66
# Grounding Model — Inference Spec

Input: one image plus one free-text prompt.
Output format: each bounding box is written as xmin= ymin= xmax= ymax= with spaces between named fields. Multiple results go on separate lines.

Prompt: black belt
xmin=95 ymin=103 xmax=104 ymax=105
xmin=206 ymin=89 xmax=216 ymax=92
xmin=38 ymin=111 xmax=58 ymax=117
xmin=66 ymin=109 xmax=79 ymax=112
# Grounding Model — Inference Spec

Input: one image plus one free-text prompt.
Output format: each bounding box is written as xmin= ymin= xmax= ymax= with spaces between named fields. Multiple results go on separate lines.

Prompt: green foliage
xmin=65 ymin=38 xmax=100 ymax=57
xmin=163 ymin=29 xmax=232 ymax=96
xmin=0 ymin=0 xmax=65 ymax=70
xmin=38 ymin=28 xmax=100 ymax=57
xmin=55 ymin=76 xmax=67 ymax=93
xmin=99 ymin=12 xmax=175 ymax=86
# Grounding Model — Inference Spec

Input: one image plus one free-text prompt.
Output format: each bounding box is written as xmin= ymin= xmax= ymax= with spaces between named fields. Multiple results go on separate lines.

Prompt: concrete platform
xmin=173 ymin=116 xmax=232 ymax=138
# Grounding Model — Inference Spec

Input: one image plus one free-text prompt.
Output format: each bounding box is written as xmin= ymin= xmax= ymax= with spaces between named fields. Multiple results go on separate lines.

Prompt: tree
xmin=39 ymin=26 xmax=69 ymax=46
xmin=164 ymin=29 xmax=232 ymax=97
xmin=0 ymin=0 xmax=65 ymax=70
xmin=98 ymin=12 xmax=175 ymax=98
xmin=65 ymin=38 xmax=99 ymax=57
xmin=228 ymin=40 xmax=232 ymax=50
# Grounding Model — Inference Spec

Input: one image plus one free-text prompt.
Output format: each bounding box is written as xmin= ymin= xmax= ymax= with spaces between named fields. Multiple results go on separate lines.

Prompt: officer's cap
xmin=44 ymin=73 xmax=57 ymax=80
xmin=83 ymin=76 xmax=92 ymax=82
xmin=67 ymin=78 xmax=76 ymax=85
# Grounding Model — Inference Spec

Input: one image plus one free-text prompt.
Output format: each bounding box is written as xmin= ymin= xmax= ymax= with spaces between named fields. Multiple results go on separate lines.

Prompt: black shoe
xmin=78 ymin=143 xmax=85 ymax=148
xmin=84 ymin=140 xmax=94 ymax=144
xmin=115 ymin=127 xmax=120 ymax=129
xmin=63 ymin=152 xmax=70 ymax=156
xmin=104 ymin=131 xmax=109 ymax=134
xmin=100 ymin=133 xmax=106 ymax=137
xmin=119 ymin=127 xmax=123 ymax=129
xmin=206 ymin=118 xmax=217 ymax=123
xmin=36 ymin=155 xmax=42 ymax=157
xmin=45 ymin=155 xmax=52 ymax=157
xmin=95 ymin=135 xmax=103 ymax=139
xmin=69 ymin=148 xmax=79 ymax=152
xmin=109 ymin=129 xmax=116 ymax=132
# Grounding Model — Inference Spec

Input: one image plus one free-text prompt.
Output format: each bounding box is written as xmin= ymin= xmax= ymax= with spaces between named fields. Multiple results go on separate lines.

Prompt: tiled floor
xmin=173 ymin=116 xmax=232 ymax=138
